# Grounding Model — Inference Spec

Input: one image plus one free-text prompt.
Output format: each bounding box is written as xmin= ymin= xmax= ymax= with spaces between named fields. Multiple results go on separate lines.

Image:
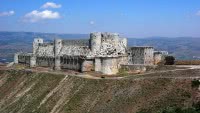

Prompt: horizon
xmin=0 ymin=0 xmax=200 ymax=37
xmin=0 ymin=30 xmax=200 ymax=39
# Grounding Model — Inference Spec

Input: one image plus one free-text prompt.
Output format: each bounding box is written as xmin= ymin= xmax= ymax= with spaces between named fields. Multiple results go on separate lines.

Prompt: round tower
xmin=54 ymin=39 xmax=62 ymax=56
xmin=14 ymin=53 xmax=19 ymax=64
xmin=121 ymin=38 xmax=127 ymax=48
xmin=90 ymin=32 xmax=102 ymax=54
xmin=111 ymin=33 xmax=119 ymax=47
xmin=30 ymin=55 xmax=36 ymax=67
xmin=54 ymin=39 xmax=62 ymax=70
xmin=33 ymin=38 xmax=43 ymax=55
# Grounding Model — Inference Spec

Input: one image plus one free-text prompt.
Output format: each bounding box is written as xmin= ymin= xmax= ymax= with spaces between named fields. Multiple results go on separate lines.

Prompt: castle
xmin=14 ymin=32 xmax=167 ymax=75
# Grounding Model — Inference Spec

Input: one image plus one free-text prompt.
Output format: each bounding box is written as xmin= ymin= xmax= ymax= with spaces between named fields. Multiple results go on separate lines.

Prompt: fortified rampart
xmin=128 ymin=47 xmax=154 ymax=65
xmin=14 ymin=32 xmax=168 ymax=75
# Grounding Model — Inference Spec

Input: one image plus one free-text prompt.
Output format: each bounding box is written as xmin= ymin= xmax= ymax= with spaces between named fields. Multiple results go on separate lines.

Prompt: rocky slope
xmin=0 ymin=69 xmax=200 ymax=113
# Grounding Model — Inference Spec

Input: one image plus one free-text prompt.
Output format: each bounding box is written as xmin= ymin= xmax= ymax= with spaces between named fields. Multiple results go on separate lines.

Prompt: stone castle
xmin=14 ymin=32 xmax=167 ymax=75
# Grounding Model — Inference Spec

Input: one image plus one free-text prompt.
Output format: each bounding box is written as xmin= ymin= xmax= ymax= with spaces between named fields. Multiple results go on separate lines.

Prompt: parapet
xmin=154 ymin=51 xmax=168 ymax=55
xmin=62 ymin=39 xmax=89 ymax=46
xmin=89 ymin=32 xmax=127 ymax=57
xmin=90 ymin=32 xmax=120 ymax=40
xmin=34 ymin=38 xmax=43 ymax=44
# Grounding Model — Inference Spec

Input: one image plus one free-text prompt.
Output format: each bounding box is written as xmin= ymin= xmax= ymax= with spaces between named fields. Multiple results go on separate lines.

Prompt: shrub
xmin=193 ymin=101 xmax=200 ymax=111
xmin=191 ymin=79 xmax=200 ymax=88
xmin=165 ymin=56 xmax=175 ymax=65
xmin=158 ymin=107 xmax=197 ymax=113
xmin=137 ymin=105 xmax=200 ymax=113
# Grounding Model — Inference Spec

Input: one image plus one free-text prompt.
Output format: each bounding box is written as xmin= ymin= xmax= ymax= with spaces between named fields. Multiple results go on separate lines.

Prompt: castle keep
xmin=14 ymin=32 xmax=167 ymax=75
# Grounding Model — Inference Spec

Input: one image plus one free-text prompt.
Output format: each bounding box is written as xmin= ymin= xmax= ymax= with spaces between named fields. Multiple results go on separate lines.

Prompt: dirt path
xmin=72 ymin=65 xmax=200 ymax=80
xmin=21 ymin=65 xmax=200 ymax=80
xmin=2 ymin=65 xmax=200 ymax=80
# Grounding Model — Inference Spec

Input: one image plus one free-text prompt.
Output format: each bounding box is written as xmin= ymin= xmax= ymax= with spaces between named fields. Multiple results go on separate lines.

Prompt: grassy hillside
xmin=0 ymin=69 xmax=200 ymax=113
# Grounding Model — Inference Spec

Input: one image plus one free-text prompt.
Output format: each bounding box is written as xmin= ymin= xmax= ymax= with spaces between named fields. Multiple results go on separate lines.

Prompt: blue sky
xmin=0 ymin=0 xmax=200 ymax=37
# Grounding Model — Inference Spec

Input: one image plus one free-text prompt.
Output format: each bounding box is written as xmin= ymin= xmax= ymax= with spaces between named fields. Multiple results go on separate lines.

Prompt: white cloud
xmin=41 ymin=2 xmax=62 ymax=9
xmin=196 ymin=11 xmax=200 ymax=16
xmin=0 ymin=11 xmax=15 ymax=17
xmin=23 ymin=10 xmax=61 ymax=22
xmin=90 ymin=21 xmax=95 ymax=25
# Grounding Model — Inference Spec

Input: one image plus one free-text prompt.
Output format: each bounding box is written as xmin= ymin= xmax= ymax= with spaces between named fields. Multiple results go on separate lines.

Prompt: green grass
xmin=117 ymin=68 xmax=129 ymax=76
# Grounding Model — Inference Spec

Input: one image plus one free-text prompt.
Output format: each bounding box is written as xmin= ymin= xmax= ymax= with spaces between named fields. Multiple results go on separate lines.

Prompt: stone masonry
xmin=14 ymin=32 xmax=167 ymax=75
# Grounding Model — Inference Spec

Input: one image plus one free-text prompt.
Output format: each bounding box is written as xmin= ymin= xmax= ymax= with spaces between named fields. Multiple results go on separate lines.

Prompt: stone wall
xmin=90 ymin=32 xmax=101 ymax=54
xmin=128 ymin=47 xmax=154 ymax=65
xmin=33 ymin=32 xmax=127 ymax=58
xmin=153 ymin=51 xmax=168 ymax=65
xmin=144 ymin=47 xmax=154 ymax=65
xmin=117 ymin=56 xmax=129 ymax=67
xmin=90 ymin=32 xmax=127 ymax=57
xmin=36 ymin=45 xmax=54 ymax=57
xmin=54 ymin=39 xmax=62 ymax=56
xmin=30 ymin=56 xmax=36 ymax=67
xmin=14 ymin=32 xmax=164 ymax=75
xmin=128 ymin=47 xmax=145 ymax=64
xmin=94 ymin=56 xmax=128 ymax=75
xmin=33 ymin=38 xmax=43 ymax=55
xmin=62 ymin=39 xmax=89 ymax=46
xmin=154 ymin=53 xmax=163 ymax=65
xmin=101 ymin=57 xmax=119 ymax=75
xmin=18 ymin=54 xmax=32 ymax=65
xmin=94 ymin=58 xmax=101 ymax=72
xmin=59 ymin=46 xmax=91 ymax=56
xmin=14 ymin=53 xmax=19 ymax=64
xmin=81 ymin=60 xmax=94 ymax=72
xmin=60 ymin=56 xmax=81 ymax=71
xmin=36 ymin=57 xmax=55 ymax=67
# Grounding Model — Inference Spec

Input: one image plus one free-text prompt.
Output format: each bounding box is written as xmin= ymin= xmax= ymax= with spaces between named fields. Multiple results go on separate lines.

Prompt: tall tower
xmin=90 ymin=32 xmax=102 ymax=72
xmin=33 ymin=38 xmax=43 ymax=55
xmin=31 ymin=38 xmax=43 ymax=67
xmin=54 ymin=39 xmax=62 ymax=70
xmin=30 ymin=55 xmax=36 ymax=67
xmin=111 ymin=33 xmax=119 ymax=48
xmin=14 ymin=53 xmax=19 ymax=64
xmin=90 ymin=32 xmax=101 ymax=54
xmin=121 ymin=38 xmax=127 ymax=48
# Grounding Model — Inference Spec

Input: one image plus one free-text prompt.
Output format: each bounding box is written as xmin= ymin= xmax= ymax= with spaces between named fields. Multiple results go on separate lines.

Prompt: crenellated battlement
xmin=14 ymin=32 xmax=167 ymax=75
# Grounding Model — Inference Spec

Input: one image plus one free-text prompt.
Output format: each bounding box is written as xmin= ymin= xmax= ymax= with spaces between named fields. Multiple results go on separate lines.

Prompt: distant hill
xmin=0 ymin=31 xmax=89 ymax=63
xmin=0 ymin=31 xmax=200 ymax=62
xmin=128 ymin=37 xmax=200 ymax=59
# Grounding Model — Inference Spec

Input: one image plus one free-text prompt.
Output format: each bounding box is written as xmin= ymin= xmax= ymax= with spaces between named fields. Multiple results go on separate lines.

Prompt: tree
xmin=164 ymin=56 xmax=175 ymax=65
